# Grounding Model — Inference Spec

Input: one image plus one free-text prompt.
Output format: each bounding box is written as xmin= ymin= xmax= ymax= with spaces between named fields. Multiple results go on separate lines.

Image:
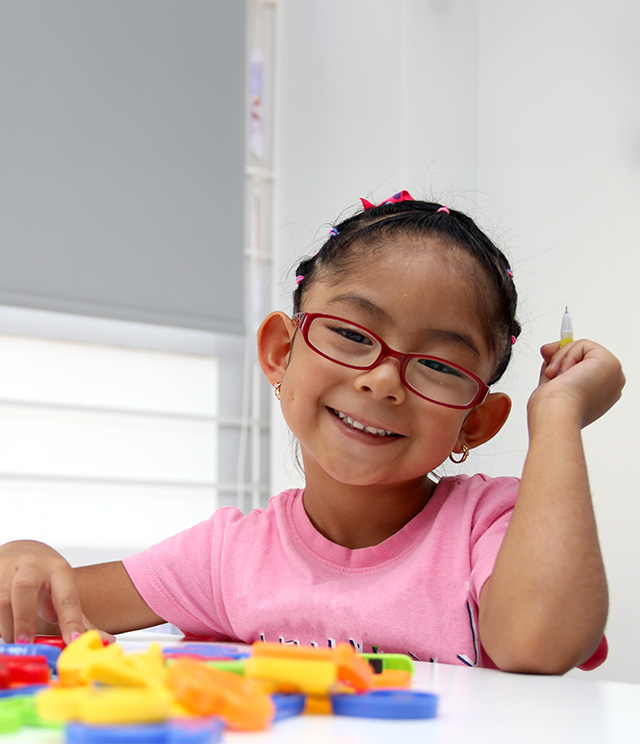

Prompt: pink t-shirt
xmin=122 ymin=473 xmax=606 ymax=669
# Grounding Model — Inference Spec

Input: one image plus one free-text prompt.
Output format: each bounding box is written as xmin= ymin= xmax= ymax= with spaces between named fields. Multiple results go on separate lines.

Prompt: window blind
xmin=0 ymin=332 xmax=219 ymax=557
xmin=0 ymin=0 xmax=245 ymax=334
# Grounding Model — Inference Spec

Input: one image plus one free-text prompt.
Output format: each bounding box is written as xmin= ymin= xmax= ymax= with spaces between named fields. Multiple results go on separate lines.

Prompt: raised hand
xmin=529 ymin=339 xmax=625 ymax=428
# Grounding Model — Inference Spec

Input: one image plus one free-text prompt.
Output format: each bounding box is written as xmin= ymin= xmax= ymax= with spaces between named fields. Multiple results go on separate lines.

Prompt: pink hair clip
xmin=437 ymin=206 xmax=450 ymax=214
xmin=511 ymin=335 xmax=517 ymax=346
xmin=361 ymin=190 xmax=414 ymax=211
xmin=295 ymin=275 xmax=304 ymax=286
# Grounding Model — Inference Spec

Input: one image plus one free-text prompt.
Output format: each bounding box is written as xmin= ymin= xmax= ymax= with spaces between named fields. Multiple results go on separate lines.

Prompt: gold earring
xmin=449 ymin=444 xmax=469 ymax=464
xmin=274 ymin=381 xmax=282 ymax=400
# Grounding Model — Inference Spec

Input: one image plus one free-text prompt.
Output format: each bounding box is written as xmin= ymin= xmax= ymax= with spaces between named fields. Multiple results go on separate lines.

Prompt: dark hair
xmin=293 ymin=198 xmax=521 ymax=385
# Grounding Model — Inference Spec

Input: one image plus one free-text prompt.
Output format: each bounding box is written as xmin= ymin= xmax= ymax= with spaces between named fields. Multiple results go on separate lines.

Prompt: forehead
xmin=306 ymin=237 xmax=482 ymax=315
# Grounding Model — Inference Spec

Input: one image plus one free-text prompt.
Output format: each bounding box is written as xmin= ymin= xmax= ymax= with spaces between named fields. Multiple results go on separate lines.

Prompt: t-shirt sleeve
xmin=122 ymin=507 xmax=242 ymax=638
xmin=467 ymin=475 xmax=519 ymax=607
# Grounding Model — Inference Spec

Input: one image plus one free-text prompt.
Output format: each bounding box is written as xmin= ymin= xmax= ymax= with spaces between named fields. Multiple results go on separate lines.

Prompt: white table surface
xmin=4 ymin=632 xmax=639 ymax=744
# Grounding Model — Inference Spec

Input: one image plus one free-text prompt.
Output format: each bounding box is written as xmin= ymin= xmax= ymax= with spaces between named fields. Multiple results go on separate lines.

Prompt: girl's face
xmin=279 ymin=238 xmax=498 ymax=491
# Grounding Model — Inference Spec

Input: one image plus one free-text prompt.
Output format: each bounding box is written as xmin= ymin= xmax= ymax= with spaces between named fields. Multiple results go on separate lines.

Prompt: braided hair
xmin=292 ymin=198 xmax=520 ymax=385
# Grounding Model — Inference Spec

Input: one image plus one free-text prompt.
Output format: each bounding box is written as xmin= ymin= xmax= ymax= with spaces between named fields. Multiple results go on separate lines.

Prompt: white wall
xmin=273 ymin=0 xmax=639 ymax=683
xmin=272 ymin=0 xmax=479 ymax=485
xmin=475 ymin=0 xmax=640 ymax=684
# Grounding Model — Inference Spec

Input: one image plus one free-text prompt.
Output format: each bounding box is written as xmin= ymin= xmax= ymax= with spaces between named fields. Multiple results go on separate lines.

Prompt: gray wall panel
xmin=0 ymin=0 xmax=245 ymax=333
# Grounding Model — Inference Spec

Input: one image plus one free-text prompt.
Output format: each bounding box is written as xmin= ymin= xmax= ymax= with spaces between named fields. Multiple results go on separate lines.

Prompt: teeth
xmin=334 ymin=409 xmax=397 ymax=437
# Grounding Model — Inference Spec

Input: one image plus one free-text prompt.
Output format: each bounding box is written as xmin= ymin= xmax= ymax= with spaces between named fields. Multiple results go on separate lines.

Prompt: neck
xmin=301 ymin=468 xmax=436 ymax=549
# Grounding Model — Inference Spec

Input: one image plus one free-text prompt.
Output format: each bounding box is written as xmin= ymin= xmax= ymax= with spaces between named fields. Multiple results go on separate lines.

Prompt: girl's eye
xmin=417 ymin=358 xmax=464 ymax=378
xmin=329 ymin=326 xmax=374 ymax=346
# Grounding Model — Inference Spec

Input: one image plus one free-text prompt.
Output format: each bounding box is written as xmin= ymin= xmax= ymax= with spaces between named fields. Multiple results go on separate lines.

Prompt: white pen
xmin=560 ymin=306 xmax=573 ymax=347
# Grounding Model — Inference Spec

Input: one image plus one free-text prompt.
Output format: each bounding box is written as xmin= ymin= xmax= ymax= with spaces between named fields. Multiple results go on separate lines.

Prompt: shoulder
xmin=437 ymin=473 xmax=519 ymax=503
xmin=434 ymin=473 xmax=520 ymax=528
xmin=240 ymin=488 xmax=303 ymax=522
xmin=126 ymin=489 xmax=304 ymax=571
xmin=207 ymin=488 xmax=303 ymax=535
xmin=144 ymin=489 xmax=303 ymax=548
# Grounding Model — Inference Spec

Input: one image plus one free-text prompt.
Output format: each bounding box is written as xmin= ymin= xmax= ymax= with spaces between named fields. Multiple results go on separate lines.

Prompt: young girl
xmin=0 ymin=192 xmax=625 ymax=674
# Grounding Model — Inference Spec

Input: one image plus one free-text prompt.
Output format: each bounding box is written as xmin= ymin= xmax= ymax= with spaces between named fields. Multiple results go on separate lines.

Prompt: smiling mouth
xmin=330 ymin=408 xmax=401 ymax=438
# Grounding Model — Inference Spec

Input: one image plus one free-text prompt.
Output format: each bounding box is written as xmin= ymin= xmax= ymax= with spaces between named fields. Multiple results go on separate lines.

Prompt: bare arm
xmin=0 ymin=541 xmax=164 ymax=644
xmin=479 ymin=340 xmax=624 ymax=674
xmin=75 ymin=561 xmax=165 ymax=635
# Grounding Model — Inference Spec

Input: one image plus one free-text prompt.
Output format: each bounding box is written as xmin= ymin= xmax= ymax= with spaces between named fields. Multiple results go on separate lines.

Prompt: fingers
xmin=0 ymin=581 xmax=17 ymax=642
xmin=541 ymin=339 xmax=624 ymax=385
xmin=0 ymin=557 xmax=40 ymax=643
xmin=0 ymin=543 xmax=87 ymax=645
xmin=9 ymin=562 xmax=42 ymax=643
xmin=48 ymin=566 xmax=90 ymax=645
xmin=540 ymin=340 xmax=584 ymax=380
xmin=533 ymin=339 xmax=625 ymax=428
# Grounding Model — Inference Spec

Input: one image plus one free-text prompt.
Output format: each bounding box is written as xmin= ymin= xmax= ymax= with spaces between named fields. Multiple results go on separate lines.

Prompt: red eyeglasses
xmin=292 ymin=313 xmax=489 ymax=410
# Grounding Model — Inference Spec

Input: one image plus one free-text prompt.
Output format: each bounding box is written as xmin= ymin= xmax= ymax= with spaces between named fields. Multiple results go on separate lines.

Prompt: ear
xmin=455 ymin=392 xmax=512 ymax=452
xmin=257 ymin=311 xmax=296 ymax=387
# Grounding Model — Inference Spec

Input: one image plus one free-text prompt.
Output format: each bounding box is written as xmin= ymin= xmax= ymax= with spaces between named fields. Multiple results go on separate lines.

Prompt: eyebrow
xmin=327 ymin=294 xmax=391 ymax=322
xmin=423 ymin=329 xmax=481 ymax=358
xmin=326 ymin=294 xmax=481 ymax=357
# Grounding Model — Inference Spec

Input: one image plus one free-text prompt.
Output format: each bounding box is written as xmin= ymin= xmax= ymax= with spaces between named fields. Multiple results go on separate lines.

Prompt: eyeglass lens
xmin=306 ymin=316 xmax=479 ymax=407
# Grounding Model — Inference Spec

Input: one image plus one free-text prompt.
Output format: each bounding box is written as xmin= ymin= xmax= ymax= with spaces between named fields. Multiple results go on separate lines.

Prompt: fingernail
xmin=68 ymin=632 xmax=81 ymax=643
xmin=15 ymin=635 xmax=30 ymax=644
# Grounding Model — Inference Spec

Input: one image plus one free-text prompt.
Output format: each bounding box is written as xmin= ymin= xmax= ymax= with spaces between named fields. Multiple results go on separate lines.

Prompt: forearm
xmin=480 ymin=402 xmax=607 ymax=674
xmin=74 ymin=561 xmax=165 ymax=635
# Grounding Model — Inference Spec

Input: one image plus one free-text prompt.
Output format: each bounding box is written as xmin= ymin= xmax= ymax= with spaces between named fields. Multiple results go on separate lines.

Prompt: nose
xmin=354 ymin=357 xmax=406 ymax=403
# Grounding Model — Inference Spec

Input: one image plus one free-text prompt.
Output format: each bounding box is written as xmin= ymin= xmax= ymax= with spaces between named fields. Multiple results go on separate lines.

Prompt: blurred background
xmin=0 ymin=1 xmax=637 ymax=683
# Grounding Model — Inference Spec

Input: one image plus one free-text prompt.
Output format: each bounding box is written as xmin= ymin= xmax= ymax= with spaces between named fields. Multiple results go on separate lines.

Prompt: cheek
xmin=279 ymin=359 xmax=343 ymax=431
xmin=423 ymin=409 xmax=468 ymax=445
xmin=278 ymin=388 xmax=323 ymax=452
